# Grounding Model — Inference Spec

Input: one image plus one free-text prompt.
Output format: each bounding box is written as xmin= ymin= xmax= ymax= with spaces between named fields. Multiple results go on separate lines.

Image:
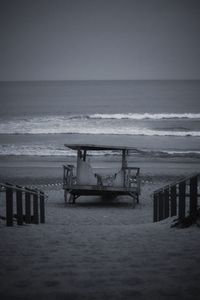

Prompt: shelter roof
xmin=64 ymin=144 xmax=137 ymax=151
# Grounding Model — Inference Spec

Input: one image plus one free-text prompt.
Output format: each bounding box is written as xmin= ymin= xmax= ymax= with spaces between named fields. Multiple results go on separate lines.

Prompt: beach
xmin=0 ymin=155 xmax=200 ymax=300
xmin=1 ymin=0 xmax=200 ymax=297
xmin=0 ymin=80 xmax=200 ymax=299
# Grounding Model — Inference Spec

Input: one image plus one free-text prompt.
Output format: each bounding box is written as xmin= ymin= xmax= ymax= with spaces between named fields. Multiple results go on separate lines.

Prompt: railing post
xmin=63 ymin=165 xmax=66 ymax=186
xmin=178 ymin=181 xmax=186 ymax=219
xmin=164 ymin=188 xmax=169 ymax=218
xmin=152 ymin=172 xmax=199 ymax=223
xmin=40 ymin=192 xmax=45 ymax=223
xmin=153 ymin=193 xmax=158 ymax=222
xmin=2 ymin=183 xmax=45 ymax=227
xmin=16 ymin=187 xmax=23 ymax=225
xmin=158 ymin=191 xmax=164 ymax=221
xmin=6 ymin=186 xmax=13 ymax=226
xmin=25 ymin=190 xmax=31 ymax=224
xmin=122 ymin=149 xmax=127 ymax=187
xmin=138 ymin=169 xmax=141 ymax=196
xmin=190 ymin=176 xmax=198 ymax=216
xmin=70 ymin=168 xmax=73 ymax=186
xmin=170 ymin=185 xmax=177 ymax=216
xmin=33 ymin=191 xmax=39 ymax=224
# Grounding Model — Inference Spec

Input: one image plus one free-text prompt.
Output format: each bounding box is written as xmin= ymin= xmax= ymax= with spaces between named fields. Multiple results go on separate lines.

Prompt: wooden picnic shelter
xmin=63 ymin=144 xmax=140 ymax=204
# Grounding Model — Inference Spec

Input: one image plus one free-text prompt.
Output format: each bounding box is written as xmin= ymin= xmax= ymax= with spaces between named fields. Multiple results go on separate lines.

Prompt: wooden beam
xmin=40 ymin=192 xmax=45 ymax=223
xmin=122 ymin=150 xmax=127 ymax=187
xmin=178 ymin=181 xmax=186 ymax=219
xmin=164 ymin=189 xmax=169 ymax=218
xmin=153 ymin=193 xmax=159 ymax=222
xmin=76 ymin=149 xmax=81 ymax=177
xmin=6 ymin=187 xmax=13 ymax=226
xmin=170 ymin=185 xmax=177 ymax=217
xmin=25 ymin=191 xmax=31 ymax=224
xmin=83 ymin=150 xmax=87 ymax=161
xmin=16 ymin=188 xmax=23 ymax=225
xmin=122 ymin=149 xmax=127 ymax=168
xmin=33 ymin=193 xmax=39 ymax=224
xmin=158 ymin=191 xmax=164 ymax=221
xmin=190 ymin=176 xmax=198 ymax=215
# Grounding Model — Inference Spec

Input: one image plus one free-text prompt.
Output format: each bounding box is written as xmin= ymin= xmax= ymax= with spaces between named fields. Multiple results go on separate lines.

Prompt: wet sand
xmin=0 ymin=155 xmax=200 ymax=300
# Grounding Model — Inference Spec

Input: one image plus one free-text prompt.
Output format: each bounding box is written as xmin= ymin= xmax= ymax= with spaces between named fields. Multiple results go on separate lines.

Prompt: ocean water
xmin=0 ymin=80 xmax=200 ymax=157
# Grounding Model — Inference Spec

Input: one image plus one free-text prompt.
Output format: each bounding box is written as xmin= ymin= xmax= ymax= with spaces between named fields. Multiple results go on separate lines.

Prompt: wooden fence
xmin=0 ymin=183 xmax=45 ymax=226
xmin=153 ymin=173 xmax=199 ymax=222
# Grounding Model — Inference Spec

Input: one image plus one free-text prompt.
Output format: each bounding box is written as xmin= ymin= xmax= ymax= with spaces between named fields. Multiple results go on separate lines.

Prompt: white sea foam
xmin=1 ymin=144 xmax=200 ymax=157
xmin=0 ymin=144 xmax=119 ymax=156
xmin=88 ymin=113 xmax=200 ymax=120
xmin=0 ymin=145 xmax=72 ymax=156
xmin=163 ymin=150 xmax=200 ymax=155
xmin=0 ymin=114 xmax=199 ymax=136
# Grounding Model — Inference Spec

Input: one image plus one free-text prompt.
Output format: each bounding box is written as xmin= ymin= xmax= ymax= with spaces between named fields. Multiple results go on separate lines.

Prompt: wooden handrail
xmin=0 ymin=182 xmax=45 ymax=226
xmin=152 ymin=172 xmax=200 ymax=195
xmin=63 ymin=164 xmax=74 ymax=170
xmin=152 ymin=172 xmax=199 ymax=222
xmin=0 ymin=182 xmax=43 ymax=195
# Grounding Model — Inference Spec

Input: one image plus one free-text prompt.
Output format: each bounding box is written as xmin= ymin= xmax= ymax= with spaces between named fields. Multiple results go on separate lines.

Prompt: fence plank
xmin=153 ymin=193 xmax=158 ymax=222
xmin=2 ymin=183 xmax=45 ymax=227
xmin=152 ymin=173 xmax=199 ymax=223
xmin=164 ymin=189 xmax=170 ymax=218
xmin=170 ymin=185 xmax=177 ymax=216
xmin=178 ymin=181 xmax=186 ymax=219
xmin=25 ymin=191 xmax=31 ymax=224
xmin=40 ymin=192 xmax=45 ymax=223
xmin=33 ymin=193 xmax=39 ymax=224
xmin=6 ymin=187 xmax=13 ymax=226
xmin=190 ymin=176 xmax=198 ymax=216
xmin=16 ymin=189 xmax=23 ymax=225
xmin=158 ymin=192 xmax=164 ymax=221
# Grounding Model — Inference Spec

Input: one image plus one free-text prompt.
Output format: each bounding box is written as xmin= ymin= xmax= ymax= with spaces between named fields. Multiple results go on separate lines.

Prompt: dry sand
xmin=0 ymin=156 xmax=200 ymax=300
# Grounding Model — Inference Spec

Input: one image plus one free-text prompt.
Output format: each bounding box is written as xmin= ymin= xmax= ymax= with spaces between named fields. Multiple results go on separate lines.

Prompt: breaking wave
xmin=0 ymin=114 xmax=199 ymax=136
xmin=1 ymin=144 xmax=200 ymax=157
xmin=88 ymin=113 xmax=200 ymax=120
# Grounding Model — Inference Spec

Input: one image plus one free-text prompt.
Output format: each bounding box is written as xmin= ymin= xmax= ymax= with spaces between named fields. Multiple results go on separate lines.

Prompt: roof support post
xmin=122 ymin=150 xmax=127 ymax=187
xmin=122 ymin=149 xmax=127 ymax=169
xmin=83 ymin=150 xmax=87 ymax=161
xmin=76 ymin=148 xmax=81 ymax=177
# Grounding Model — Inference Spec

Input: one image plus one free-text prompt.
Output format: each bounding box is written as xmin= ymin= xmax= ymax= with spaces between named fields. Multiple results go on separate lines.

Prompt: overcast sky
xmin=0 ymin=0 xmax=200 ymax=80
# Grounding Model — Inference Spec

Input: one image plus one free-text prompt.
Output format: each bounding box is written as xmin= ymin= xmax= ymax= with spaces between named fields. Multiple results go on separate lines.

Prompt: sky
xmin=0 ymin=0 xmax=200 ymax=80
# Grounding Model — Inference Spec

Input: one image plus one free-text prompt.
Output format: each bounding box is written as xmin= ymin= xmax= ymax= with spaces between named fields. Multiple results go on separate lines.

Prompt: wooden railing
xmin=0 ymin=183 xmax=45 ymax=226
xmin=63 ymin=165 xmax=76 ymax=187
xmin=124 ymin=167 xmax=140 ymax=191
xmin=63 ymin=164 xmax=140 ymax=190
xmin=153 ymin=173 xmax=200 ymax=222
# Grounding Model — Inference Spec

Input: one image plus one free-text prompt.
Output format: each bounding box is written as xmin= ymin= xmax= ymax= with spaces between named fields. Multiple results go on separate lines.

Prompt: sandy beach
xmin=0 ymin=155 xmax=200 ymax=300
xmin=1 ymin=0 xmax=200 ymax=298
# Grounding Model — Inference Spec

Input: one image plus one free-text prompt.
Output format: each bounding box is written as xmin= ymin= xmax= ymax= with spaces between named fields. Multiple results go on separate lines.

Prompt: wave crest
xmin=1 ymin=144 xmax=200 ymax=157
xmin=0 ymin=114 xmax=200 ymax=136
xmin=88 ymin=113 xmax=200 ymax=120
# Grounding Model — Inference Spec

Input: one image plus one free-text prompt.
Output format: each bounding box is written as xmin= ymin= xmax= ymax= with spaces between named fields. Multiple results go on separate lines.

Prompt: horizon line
xmin=0 ymin=78 xmax=200 ymax=83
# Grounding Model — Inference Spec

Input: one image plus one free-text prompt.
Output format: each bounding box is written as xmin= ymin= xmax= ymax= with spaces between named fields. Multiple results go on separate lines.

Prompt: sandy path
xmin=0 ymin=156 xmax=200 ymax=299
xmin=1 ymin=182 xmax=200 ymax=300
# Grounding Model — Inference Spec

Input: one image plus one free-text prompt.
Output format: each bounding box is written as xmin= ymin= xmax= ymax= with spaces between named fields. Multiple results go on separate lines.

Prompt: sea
xmin=0 ymin=80 xmax=200 ymax=158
